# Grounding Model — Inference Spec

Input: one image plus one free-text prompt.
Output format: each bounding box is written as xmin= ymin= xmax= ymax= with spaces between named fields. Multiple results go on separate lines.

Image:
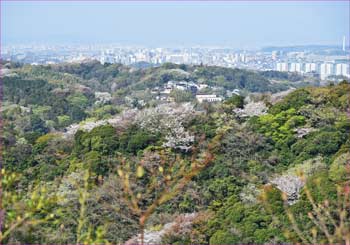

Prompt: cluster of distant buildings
xmin=150 ymin=80 xmax=240 ymax=103
xmin=98 ymin=48 xmax=262 ymax=68
xmin=274 ymin=37 xmax=350 ymax=80
xmin=276 ymin=62 xmax=350 ymax=80
xmin=99 ymin=47 xmax=349 ymax=81
xmin=2 ymin=37 xmax=349 ymax=81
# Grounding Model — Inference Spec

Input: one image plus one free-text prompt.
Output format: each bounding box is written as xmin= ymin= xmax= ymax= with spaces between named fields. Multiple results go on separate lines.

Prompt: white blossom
xmin=94 ymin=92 xmax=112 ymax=105
xmin=134 ymin=103 xmax=197 ymax=150
xmin=294 ymin=127 xmax=316 ymax=138
xmin=271 ymin=174 xmax=305 ymax=205
xmin=233 ymin=101 xmax=267 ymax=117
xmin=63 ymin=102 xmax=197 ymax=151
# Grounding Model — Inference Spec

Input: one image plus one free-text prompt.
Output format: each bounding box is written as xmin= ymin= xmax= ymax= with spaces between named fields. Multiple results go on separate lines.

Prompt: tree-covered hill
xmin=1 ymin=62 xmax=349 ymax=244
xmin=5 ymin=61 xmax=305 ymax=94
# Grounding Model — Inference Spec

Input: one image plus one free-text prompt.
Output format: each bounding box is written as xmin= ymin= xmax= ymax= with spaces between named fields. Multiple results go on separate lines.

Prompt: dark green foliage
xmin=261 ymin=185 xmax=285 ymax=215
xmin=291 ymin=129 xmax=346 ymax=161
xmin=3 ymin=77 xmax=54 ymax=105
xmin=209 ymin=230 xmax=239 ymax=244
xmin=261 ymin=70 xmax=303 ymax=82
xmin=52 ymin=60 xmax=121 ymax=81
xmin=201 ymin=176 xmax=242 ymax=207
xmin=170 ymin=89 xmax=194 ymax=103
xmin=28 ymin=114 xmax=49 ymax=134
xmin=208 ymin=196 xmax=281 ymax=244
xmin=188 ymin=115 xmax=217 ymax=139
xmin=3 ymin=76 xmax=92 ymax=128
xmin=74 ymin=125 xmax=119 ymax=156
xmin=303 ymin=170 xmax=337 ymax=204
xmin=73 ymin=124 xmax=160 ymax=176
xmin=119 ymin=125 xmax=161 ymax=154
xmin=269 ymin=89 xmax=311 ymax=114
xmin=212 ymin=127 xmax=274 ymax=178
xmin=24 ymin=131 xmax=43 ymax=145
xmin=193 ymin=66 xmax=281 ymax=92
xmin=225 ymin=95 xmax=245 ymax=108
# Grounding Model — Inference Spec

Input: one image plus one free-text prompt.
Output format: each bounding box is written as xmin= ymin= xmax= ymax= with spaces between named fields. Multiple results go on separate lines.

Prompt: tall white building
xmin=320 ymin=63 xmax=334 ymax=80
xmin=234 ymin=53 xmax=240 ymax=63
xmin=336 ymin=63 xmax=350 ymax=77
xmin=304 ymin=63 xmax=318 ymax=73
xmin=276 ymin=62 xmax=289 ymax=72
xmin=271 ymin=51 xmax=278 ymax=60
xmin=289 ymin=63 xmax=302 ymax=73
xmin=240 ymin=53 xmax=246 ymax=63
xmin=100 ymin=56 xmax=106 ymax=65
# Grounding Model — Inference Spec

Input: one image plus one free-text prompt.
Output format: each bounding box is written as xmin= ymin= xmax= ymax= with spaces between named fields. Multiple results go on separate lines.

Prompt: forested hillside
xmin=1 ymin=61 xmax=349 ymax=244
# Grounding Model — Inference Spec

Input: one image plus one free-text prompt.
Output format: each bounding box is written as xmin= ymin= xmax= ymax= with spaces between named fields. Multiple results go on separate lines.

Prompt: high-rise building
xmin=276 ymin=63 xmax=282 ymax=71
xmin=289 ymin=63 xmax=302 ymax=73
xmin=304 ymin=63 xmax=318 ymax=73
xmin=271 ymin=51 xmax=278 ymax=60
xmin=240 ymin=53 xmax=246 ymax=63
xmin=343 ymin=36 xmax=346 ymax=52
xmin=336 ymin=63 xmax=350 ymax=77
xmin=234 ymin=53 xmax=240 ymax=63
xmin=296 ymin=63 xmax=303 ymax=73
xmin=289 ymin=63 xmax=296 ymax=72
xmin=276 ymin=62 xmax=289 ymax=72
xmin=100 ymin=53 xmax=106 ymax=65
xmin=320 ymin=63 xmax=334 ymax=80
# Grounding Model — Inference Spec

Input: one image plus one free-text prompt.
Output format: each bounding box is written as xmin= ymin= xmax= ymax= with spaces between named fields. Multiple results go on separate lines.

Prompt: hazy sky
xmin=1 ymin=1 xmax=349 ymax=48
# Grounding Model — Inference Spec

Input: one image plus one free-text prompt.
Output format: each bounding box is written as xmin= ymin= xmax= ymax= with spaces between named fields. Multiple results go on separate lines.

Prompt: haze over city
xmin=2 ymin=1 xmax=349 ymax=48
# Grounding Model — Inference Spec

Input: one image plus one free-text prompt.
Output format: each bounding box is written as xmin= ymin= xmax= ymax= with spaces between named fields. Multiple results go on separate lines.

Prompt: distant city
xmin=2 ymin=37 xmax=349 ymax=81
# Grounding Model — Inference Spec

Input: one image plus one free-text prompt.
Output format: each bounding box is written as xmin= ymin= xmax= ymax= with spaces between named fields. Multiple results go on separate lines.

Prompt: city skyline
xmin=1 ymin=1 xmax=349 ymax=48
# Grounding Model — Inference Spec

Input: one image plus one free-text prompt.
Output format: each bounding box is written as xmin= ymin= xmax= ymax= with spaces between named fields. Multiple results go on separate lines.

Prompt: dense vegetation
xmin=1 ymin=61 xmax=349 ymax=244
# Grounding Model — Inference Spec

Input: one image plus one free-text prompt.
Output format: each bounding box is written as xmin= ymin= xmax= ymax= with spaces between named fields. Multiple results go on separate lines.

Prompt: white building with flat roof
xmin=196 ymin=94 xmax=223 ymax=103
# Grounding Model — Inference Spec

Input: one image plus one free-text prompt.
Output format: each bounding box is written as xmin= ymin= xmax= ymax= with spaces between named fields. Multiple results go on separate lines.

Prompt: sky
xmin=1 ymin=1 xmax=349 ymax=48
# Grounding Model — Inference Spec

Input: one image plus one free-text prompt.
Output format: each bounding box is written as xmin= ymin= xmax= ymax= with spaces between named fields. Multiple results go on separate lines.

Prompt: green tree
xmin=225 ymin=95 xmax=245 ymax=108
